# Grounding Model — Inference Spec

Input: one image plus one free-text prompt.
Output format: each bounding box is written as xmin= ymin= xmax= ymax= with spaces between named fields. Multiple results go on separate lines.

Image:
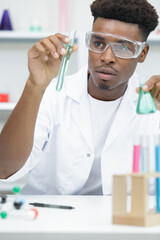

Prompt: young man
xmin=0 ymin=0 xmax=160 ymax=194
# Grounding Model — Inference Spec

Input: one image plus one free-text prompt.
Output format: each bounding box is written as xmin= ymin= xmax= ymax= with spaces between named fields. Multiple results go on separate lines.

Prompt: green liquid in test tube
xmin=56 ymin=30 xmax=76 ymax=91
xmin=136 ymin=76 xmax=157 ymax=114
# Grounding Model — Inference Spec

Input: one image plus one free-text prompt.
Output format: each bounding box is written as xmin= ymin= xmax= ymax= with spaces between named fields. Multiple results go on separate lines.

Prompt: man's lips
xmin=95 ymin=67 xmax=118 ymax=80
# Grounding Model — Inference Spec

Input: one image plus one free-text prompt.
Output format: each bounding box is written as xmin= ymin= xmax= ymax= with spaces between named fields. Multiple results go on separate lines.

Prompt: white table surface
xmin=0 ymin=195 xmax=160 ymax=240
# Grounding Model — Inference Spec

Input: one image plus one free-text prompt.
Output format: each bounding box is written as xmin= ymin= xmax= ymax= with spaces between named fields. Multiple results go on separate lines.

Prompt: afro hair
xmin=90 ymin=0 xmax=159 ymax=39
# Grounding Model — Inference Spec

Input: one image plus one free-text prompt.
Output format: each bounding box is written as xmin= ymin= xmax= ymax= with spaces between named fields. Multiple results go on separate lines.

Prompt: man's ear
xmin=138 ymin=44 xmax=149 ymax=63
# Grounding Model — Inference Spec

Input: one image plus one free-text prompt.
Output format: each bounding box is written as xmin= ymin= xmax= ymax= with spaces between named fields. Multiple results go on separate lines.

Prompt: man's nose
xmin=100 ymin=45 xmax=116 ymax=64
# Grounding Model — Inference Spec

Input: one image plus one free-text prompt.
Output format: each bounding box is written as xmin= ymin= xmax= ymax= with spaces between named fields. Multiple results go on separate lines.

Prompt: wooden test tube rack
xmin=112 ymin=173 xmax=160 ymax=226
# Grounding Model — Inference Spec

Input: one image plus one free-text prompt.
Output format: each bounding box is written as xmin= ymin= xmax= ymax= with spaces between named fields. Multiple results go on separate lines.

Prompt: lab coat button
xmin=86 ymin=153 xmax=91 ymax=157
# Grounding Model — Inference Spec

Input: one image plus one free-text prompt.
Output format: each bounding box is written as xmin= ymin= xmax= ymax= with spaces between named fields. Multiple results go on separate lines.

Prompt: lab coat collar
xmin=65 ymin=65 xmax=138 ymax=105
xmin=103 ymin=73 xmax=139 ymax=149
xmin=65 ymin=65 xmax=139 ymax=150
xmin=65 ymin=65 xmax=89 ymax=103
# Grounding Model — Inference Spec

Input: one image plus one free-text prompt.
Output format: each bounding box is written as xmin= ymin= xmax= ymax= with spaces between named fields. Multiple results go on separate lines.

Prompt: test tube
xmin=155 ymin=135 xmax=160 ymax=213
xmin=133 ymin=136 xmax=141 ymax=173
xmin=0 ymin=208 xmax=38 ymax=220
xmin=56 ymin=30 xmax=76 ymax=91
xmin=140 ymin=135 xmax=148 ymax=173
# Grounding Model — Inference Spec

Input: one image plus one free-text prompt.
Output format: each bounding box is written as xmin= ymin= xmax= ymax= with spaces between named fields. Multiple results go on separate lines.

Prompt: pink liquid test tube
xmin=59 ymin=0 xmax=67 ymax=32
xmin=133 ymin=144 xmax=141 ymax=173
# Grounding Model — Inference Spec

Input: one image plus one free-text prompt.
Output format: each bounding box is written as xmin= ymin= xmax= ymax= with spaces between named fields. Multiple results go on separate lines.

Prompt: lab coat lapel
xmin=104 ymin=75 xmax=138 ymax=149
xmin=71 ymin=96 xmax=93 ymax=151
xmin=65 ymin=65 xmax=94 ymax=151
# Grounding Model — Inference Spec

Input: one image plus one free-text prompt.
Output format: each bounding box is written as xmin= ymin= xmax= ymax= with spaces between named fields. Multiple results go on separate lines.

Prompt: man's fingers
xmin=48 ymin=35 xmax=69 ymax=57
xmin=37 ymin=34 xmax=77 ymax=61
xmin=154 ymin=97 xmax=160 ymax=111
xmin=71 ymin=44 xmax=78 ymax=53
xmin=28 ymin=33 xmax=77 ymax=65
xmin=142 ymin=75 xmax=160 ymax=92
xmin=151 ymin=82 xmax=160 ymax=98
xmin=54 ymin=33 xmax=70 ymax=44
xmin=40 ymin=38 xmax=60 ymax=59
xmin=136 ymin=87 xmax=139 ymax=93
xmin=28 ymin=42 xmax=49 ymax=60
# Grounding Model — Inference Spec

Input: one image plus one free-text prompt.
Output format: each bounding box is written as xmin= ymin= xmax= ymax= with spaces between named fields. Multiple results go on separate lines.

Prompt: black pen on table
xmin=29 ymin=202 xmax=75 ymax=210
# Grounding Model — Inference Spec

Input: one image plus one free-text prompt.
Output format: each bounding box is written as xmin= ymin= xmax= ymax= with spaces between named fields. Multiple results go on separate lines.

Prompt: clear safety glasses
xmin=85 ymin=31 xmax=146 ymax=59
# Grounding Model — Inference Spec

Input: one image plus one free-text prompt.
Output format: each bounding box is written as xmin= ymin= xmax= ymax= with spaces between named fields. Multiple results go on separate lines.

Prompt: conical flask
xmin=136 ymin=76 xmax=156 ymax=114
xmin=0 ymin=9 xmax=13 ymax=30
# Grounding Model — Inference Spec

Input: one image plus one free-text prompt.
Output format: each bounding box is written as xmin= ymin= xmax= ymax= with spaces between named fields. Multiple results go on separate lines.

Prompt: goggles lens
xmin=85 ymin=32 xmax=146 ymax=59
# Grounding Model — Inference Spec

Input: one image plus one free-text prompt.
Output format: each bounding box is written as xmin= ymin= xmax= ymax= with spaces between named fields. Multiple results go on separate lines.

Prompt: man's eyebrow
xmin=116 ymin=39 xmax=129 ymax=43
xmin=92 ymin=34 xmax=105 ymax=41
xmin=92 ymin=34 xmax=133 ymax=45
xmin=92 ymin=35 xmax=131 ymax=43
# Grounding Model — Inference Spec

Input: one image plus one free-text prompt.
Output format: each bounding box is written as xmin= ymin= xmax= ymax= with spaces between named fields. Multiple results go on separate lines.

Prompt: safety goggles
xmin=85 ymin=31 xmax=146 ymax=59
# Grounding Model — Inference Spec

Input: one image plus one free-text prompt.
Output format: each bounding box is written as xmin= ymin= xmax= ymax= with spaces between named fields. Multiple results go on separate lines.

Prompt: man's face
xmin=88 ymin=17 xmax=149 ymax=100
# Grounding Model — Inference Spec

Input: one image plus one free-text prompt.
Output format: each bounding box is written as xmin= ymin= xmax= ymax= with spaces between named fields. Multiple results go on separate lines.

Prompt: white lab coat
xmin=4 ymin=65 xmax=160 ymax=194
